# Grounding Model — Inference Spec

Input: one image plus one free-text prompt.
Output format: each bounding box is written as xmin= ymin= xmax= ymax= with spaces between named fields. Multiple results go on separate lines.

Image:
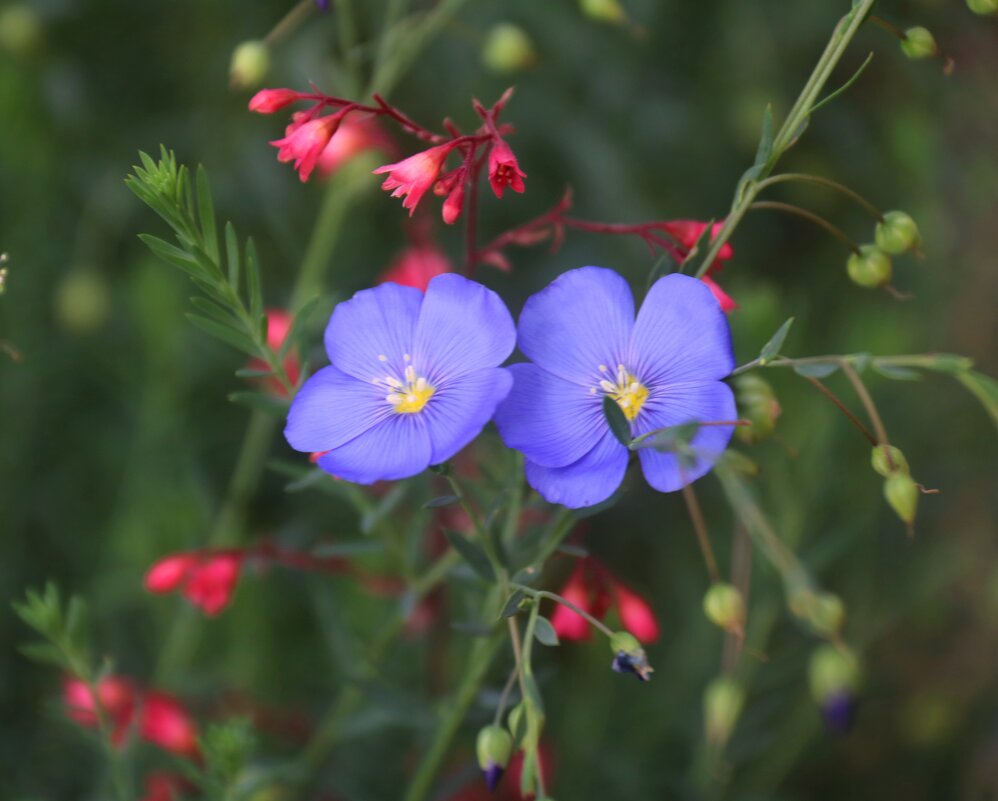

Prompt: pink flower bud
xmin=442 ymin=181 xmax=466 ymax=224
xmin=140 ymin=692 xmax=201 ymax=757
xmin=144 ymin=554 xmax=198 ymax=594
xmin=374 ymin=143 xmax=455 ymax=216
xmin=63 ymin=675 xmax=137 ymax=745
xmin=182 ymin=553 xmax=242 ymax=617
xmin=248 ymin=88 xmax=303 ymax=114
xmin=660 ymin=220 xmax=734 ymax=271
xmin=271 ymin=112 xmax=346 ymax=182
xmin=487 ymin=139 xmax=526 ymax=198
xmin=246 ymin=308 xmax=301 ymax=395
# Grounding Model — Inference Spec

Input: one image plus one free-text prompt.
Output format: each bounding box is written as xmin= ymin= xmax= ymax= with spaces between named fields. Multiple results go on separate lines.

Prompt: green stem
xmin=695 ymin=0 xmax=876 ymax=278
xmin=755 ymin=173 xmax=884 ymax=221
xmin=748 ymin=201 xmax=861 ymax=254
xmin=512 ymin=586 xmax=615 ymax=639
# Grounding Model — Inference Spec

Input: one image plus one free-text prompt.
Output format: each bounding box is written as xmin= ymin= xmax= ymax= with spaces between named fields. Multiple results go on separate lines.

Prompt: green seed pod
xmin=871 ymin=444 xmax=910 ymax=477
xmin=808 ymin=644 xmax=860 ymax=703
xmin=884 ymin=472 xmax=919 ymax=525
xmin=703 ymin=583 xmax=746 ymax=634
xmin=482 ymin=23 xmax=537 ymax=74
xmin=875 ymin=211 xmax=922 ymax=255
xmin=229 ymin=40 xmax=271 ymax=90
xmin=967 ymin=0 xmax=998 ymax=15
xmin=900 ymin=27 xmax=938 ymax=60
xmin=735 ymin=374 xmax=781 ymax=444
xmin=807 ymin=592 xmax=846 ymax=637
xmin=703 ymin=677 xmax=744 ymax=746
xmin=476 ymin=725 xmax=514 ymax=790
xmin=847 ymin=245 xmax=892 ymax=288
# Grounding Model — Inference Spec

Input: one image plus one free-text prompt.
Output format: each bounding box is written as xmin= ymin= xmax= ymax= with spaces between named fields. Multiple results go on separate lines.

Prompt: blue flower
xmin=494 ymin=266 xmax=735 ymax=508
xmin=285 ymin=274 xmax=515 ymax=483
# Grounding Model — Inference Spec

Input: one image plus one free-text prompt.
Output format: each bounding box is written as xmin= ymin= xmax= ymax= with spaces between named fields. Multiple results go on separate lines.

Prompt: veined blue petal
xmin=422 ymin=367 xmax=513 ymax=465
xmin=524 ymin=429 xmax=628 ymax=509
xmin=628 ymin=274 xmax=734 ymax=386
xmin=634 ymin=381 xmax=735 ymax=492
xmin=315 ymin=413 xmax=432 ymax=483
xmin=413 ymin=274 xmax=516 ymax=382
xmin=517 ymin=267 xmax=634 ymax=385
xmin=494 ymin=363 xmax=606 ymax=468
xmin=324 ymin=282 xmax=423 ymax=381
xmin=285 ymin=366 xmax=392 ymax=453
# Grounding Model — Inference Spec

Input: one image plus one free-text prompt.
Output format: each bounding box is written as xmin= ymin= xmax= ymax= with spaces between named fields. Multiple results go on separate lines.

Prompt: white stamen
xmin=405 ymin=365 xmax=417 ymax=383
xmin=416 ymin=377 xmax=428 ymax=392
xmin=378 ymin=354 xmax=387 ymax=362
xmin=600 ymin=380 xmax=616 ymax=393
xmin=387 ymin=395 xmax=402 ymax=406
xmin=385 ymin=376 xmax=402 ymax=389
xmin=599 ymin=364 xmax=608 ymax=373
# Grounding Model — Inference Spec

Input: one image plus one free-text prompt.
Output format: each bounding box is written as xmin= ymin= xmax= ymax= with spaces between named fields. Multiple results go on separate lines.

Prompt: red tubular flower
xmin=701 ymin=275 xmax=737 ymax=313
xmin=316 ymin=116 xmax=392 ymax=179
xmin=442 ymin=181 xmax=466 ymax=225
xmin=373 ymin=143 xmax=455 ymax=216
xmin=140 ymin=692 xmax=201 ymax=757
xmin=248 ymin=88 xmax=306 ymax=114
xmin=271 ymin=111 xmax=349 ymax=182
xmin=660 ymin=219 xmax=737 ymax=312
xmin=487 ymin=139 xmax=526 ymax=198
xmin=550 ymin=559 xmax=659 ymax=644
xmin=378 ymin=244 xmax=452 ymax=292
xmin=145 ymin=551 xmax=242 ymax=616
xmin=63 ymin=676 xmax=137 ymax=746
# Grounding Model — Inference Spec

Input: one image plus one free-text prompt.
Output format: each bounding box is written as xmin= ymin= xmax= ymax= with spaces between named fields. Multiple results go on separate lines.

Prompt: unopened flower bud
xmin=735 ymin=375 xmax=781 ymax=444
xmin=55 ymin=269 xmax=110 ymax=334
xmin=476 ymin=725 xmax=513 ymax=791
xmin=703 ymin=583 xmax=746 ymax=635
xmin=884 ymin=472 xmax=918 ymax=525
xmin=482 ymin=23 xmax=537 ymax=74
xmin=967 ymin=0 xmax=998 ymax=14
xmin=847 ymin=245 xmax=892 ymax=288
xmin=609 ymin=631 xmax=653 ymax=681
xmin=809 ymin=644 xmax=860 ymax=734
xmin=578 ymin=0 xmax=627 ymax=24
xmin=900 ymin=27 xmax=938 ymax=60
xmin=807 ymin=592 xmax=845 ymax=637
xmin=703 ymin=677 xmax=744 ymax=746
xmin=871 ymin=444 xmax=909 ymax=477
xmin=875 ymin=211 xmax=921 ymax=255
xmin=230 ymin=40 xmax=271 ymax=90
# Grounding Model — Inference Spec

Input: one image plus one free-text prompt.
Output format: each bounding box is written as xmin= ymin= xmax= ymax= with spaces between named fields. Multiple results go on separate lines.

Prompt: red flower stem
xmin=463 ymin=154 xmax=486 ymax=277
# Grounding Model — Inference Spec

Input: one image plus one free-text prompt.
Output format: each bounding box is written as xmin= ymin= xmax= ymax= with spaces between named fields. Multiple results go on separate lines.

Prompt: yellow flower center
xmin=596 ymin=363 xmax=649 ymax=422
xmin=376 ymin=357 xmax=435 ymax=414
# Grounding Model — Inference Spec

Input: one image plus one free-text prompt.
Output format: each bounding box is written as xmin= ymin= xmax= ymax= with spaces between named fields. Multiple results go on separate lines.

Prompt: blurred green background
xmin=1 ymin=0 xmax=996 ymax=799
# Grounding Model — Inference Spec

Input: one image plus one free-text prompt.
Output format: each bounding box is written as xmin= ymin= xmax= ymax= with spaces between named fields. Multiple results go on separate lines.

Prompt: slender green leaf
xmin=602 ymin=396 xmax=631 ymax=447
xmin=811 ymin=52 xmax=875 ymax=115
xmin=793 ymin=362 xmax=839 ymax=379
xmin=139 ymin=234 xmax=207 ymax=280
xmin=190 ymin=296 xmax=240 ymax=328
xmin=955 ymin=369 xmax=998 ymax=430
xmin=759 ymin=317 xmax=794 ymax=364
xmin=225 ymin=221 xmax=240 ymax=293
xmin=18 ymin=642 xmax=67 ymax=668
xmin=753 ymin=104 xmax=775 ymax=167
xmin=443 ymin=530 xmax=496 ymax=583
xmin=422 ymin=495 xmax=459 ymax=509
xmin=195 ymin=165 xmax=219 ymax=263
xmin=499 ymin=590 xmax=526 ymax=619
xmin=187 ymin=313 xmax=259 ymax=355
xmin=872 ymin=363 xmax=922 ymax=381
xmin=245 ymin=237 xmax=264 ymax=338
xmin=533 ymin=616 xmax=560 ymax=647
xmin=234 ymin=366 xmax=273 ymax=379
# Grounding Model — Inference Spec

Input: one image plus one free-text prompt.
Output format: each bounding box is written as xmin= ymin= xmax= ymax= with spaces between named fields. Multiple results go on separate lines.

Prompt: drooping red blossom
xmin=487 ymin=140 xmax=526 ymax=199
xmin=373 ymin=143 xmax=456 ymax=216
xmin=550 ymin=558 xmax=660 ymax=644
xmin=145 ymin=552 xmax=243 ymax=616
xmin=701 ymin=275 xmax=738 ymax=313
xmin=378 ymin=244 xmax=452 ymax=292
xmin=63 ymin=676 xmax=200 ymax=758
xmin=659 ymin=219 xmax=736 ymax=312
xmin=272 ymin=110 xmax=352 ymax=182
xmin=441 ymin=181 xmax=466 ymax=225
xmin=316 ymin=116 xmax=393 ymax=179
xmin=248 ymin=88 xmax=306 ymax=115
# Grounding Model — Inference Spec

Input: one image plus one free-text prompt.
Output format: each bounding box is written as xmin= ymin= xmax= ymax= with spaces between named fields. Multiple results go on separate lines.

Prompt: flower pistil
xmin=376 ymin=357 xmax=435 ymax=413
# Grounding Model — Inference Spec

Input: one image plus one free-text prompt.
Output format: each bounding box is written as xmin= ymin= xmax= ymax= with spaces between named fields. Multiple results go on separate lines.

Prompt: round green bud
xmin=884 ymin=472 xmax=919 ymax=525
xmin=609 ymin=630 xmax=641 ymax=655
xmin=229 ymin=40 xmax=271 ymax=90
xmin=703 ymin=677 xmax=744 ymax=746
xmin=871 ymin=444 xmax=910 ymax=477
xmin=847 ymin=245 xmax=892 ymax=289
xmin=609 ymin=631 xmax=653 ymax=681
xmin=0 ymin=4 xmax=42 ymax=57
xmin=808 ymin=644 xmax=860 ymax=703
xmin=735 ymin=374 xmax=781 ymax=444
xmin=578 ymin=0 xmax=626 ymax=24
xmin=807 ymin=592 xmax=846 ymax=636
xmin=476 ymin=725 xmax=513 ymax=772
xmin=967 ymin=0 xmax=998 ymax=14
xmin=55 ymin=269 xmax=110 ymax=334
xmin=900 ymin=27 xmax=938 ymax=60
xmin=703 ymin=583 xmax=746 ymax=634
xmin=482 ymin=23 xmax=537 ymax=74
xmin=875 ymin=211 xmax=922 ymax=255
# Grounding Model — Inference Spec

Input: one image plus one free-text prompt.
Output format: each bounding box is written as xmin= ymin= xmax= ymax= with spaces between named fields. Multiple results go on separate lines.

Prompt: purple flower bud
xmin=484 ymin=762 xmax=505 ymax=792
xmin=821 ymin=691 xmax=857 ymax=735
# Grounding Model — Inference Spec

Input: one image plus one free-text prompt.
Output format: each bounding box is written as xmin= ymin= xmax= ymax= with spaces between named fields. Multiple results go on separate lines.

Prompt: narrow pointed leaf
xmin=759 ymin=317 xmax=794 ymax=364
xmin=443 ymin=530 xmax=496 ymax=583
xmin=533 ymin=616 xmax=560 ymax=647
xmin=602 ymin=395 xmax=631 ymax=447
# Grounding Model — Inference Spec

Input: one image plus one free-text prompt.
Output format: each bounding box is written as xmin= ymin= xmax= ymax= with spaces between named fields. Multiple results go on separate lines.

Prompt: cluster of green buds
xmin=609 ymin=631 xmax=653 ymax=681
xmin=735 ymin=375 xmax=781 ymax=444
xmin=702 ymin=582 xmax=746 ymax=637
xmin=847 ymin=211 xmax=921 ymax=289
xmin=809 ymin=644 xmax=861 ymax=734
xmin=703 ymin=677 xmax=745 ymax=746
xmin=871 ymin=444 xmax=919 ymax=529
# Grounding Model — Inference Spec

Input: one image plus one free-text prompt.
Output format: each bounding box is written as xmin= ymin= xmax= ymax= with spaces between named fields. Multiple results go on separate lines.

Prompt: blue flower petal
xmin=494 ymin=363 xmax=606 ymax=468
xmin=628 ymin=274 xmax=734 ymax=386
xmin=634 ymin=380 xmax=735 ymax=492
xmin=316 ymin=413 xmax=432 ymax=484
xmin=285 ymin=366 xmax=392 ymax=453
xmin=524 ymin=429 xmax=628 ymax=509
xmin=324 ymin=283 xmax=424 ymax=381
xmin=518 ymin=267 xmax=635 ymax=385
xmin=412 ymin=274 xmax=516 ymax=382
xmin=422 ymin=367 xmax=513 ymax=465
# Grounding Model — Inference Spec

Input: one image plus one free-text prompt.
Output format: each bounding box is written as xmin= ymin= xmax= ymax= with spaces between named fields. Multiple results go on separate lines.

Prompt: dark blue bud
xmin=484 ymin=762 xmax=505 ymax=792
xmin=821 ymin=691 xmax=857 ymax=735
xmin=612 ymin=651 xmax=651 ymax=681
